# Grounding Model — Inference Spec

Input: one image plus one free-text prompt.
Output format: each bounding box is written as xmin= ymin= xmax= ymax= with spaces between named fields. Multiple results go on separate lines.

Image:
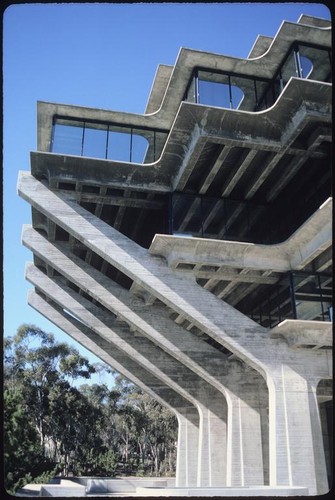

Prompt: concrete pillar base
xmin=136 ymin=486 xmax=309 ymax=496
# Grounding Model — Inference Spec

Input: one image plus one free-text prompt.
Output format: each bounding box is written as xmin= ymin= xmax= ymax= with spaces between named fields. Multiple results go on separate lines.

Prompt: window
xmin=52 ymin=119 xmax=83 ymax=155
xmin=198 ymin=71 xmax=244 ymax=109
xmin=184 ymin=44 xmax=330 ymax=113
xmin=83 ymin=124 xmax=108 ymax=158
xmin=107 ymin=128 xmax=131 ymax=162
xmin=52 ymin=118 xmax=154 ymax=163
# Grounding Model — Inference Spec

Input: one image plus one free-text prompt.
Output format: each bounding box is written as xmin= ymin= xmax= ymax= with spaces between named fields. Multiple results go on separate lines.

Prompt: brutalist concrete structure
xmin=18 ymin=14 xmax=332 ymax=496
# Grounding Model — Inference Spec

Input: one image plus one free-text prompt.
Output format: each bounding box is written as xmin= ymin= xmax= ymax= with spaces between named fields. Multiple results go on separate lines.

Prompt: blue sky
xmin=3 ymin=2 xmax=331 ymax=379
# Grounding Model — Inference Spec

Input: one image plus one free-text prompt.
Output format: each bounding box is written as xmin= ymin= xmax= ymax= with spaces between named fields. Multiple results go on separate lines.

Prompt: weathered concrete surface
xmin=36 ymin=19 xmax=330 ymax=151
xmin=26 ymin=264 xmax=228 ymax=487
xmin=18 ymin=16 xmax=332 ymax=496
xmin=19 ymin=173 xmax=332 ymax=494
xmin=270 ymin=319 xmax=332 ymax=348
xmin=32 ymin=79 xmax=331 ymax=193
xmin=136 ymin=485 xmax=309 ymax=497
xmin=149 ymin=197 xmax=332 ymax=272
xmin=23 ymin=226 xmax=269 ymax=485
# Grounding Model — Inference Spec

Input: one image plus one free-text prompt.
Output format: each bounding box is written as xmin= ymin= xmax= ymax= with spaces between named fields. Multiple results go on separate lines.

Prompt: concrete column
xmin=308 ymin=379 xmax=330 ymax=495
xmin=317 ymin=380 xmax=333 ymax=487
xmin=267 ymin=365 xmax=329 ymax=495
xmin=226 ymin=391 xmax=264 ymax=486
xmin=197 ymin=395 xmax=227 ymax=487
xmin=222 ymin=361 xmax=268 ymax=486
xmin=175 ymin=410 xmax=199 ymax=487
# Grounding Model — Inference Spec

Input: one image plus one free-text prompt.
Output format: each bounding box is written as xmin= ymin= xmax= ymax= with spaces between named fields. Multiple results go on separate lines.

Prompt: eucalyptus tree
xmin=4 ymin=324 xmax=178 ymax=490
xmin=4 ymin=324 xmax=98 ymax=484
xmin=4 ymin=387 xmax=47 ymax=492
xmin=4 ymin=324 xmax=96 ymax=450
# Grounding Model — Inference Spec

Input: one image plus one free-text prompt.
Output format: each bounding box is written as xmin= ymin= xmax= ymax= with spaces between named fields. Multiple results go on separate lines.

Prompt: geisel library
xmin=18 ymin=13 xmax=332 ymax=497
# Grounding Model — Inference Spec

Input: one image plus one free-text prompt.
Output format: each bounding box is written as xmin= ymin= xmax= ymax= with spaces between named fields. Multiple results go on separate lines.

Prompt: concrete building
xmin=18 ymin=14 xmax=332 ymax=496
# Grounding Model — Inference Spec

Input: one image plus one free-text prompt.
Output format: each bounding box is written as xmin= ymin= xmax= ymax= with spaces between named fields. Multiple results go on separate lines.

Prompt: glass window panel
xmin=107 ymin=129 xmax=131 ymax=162
xmin=131 ymin=134 xmax=148 ymax=163
xmin=172 ymin=193 xmax=195 ymax=234
xmin=201 ymin=197 xmax=221 ymax=236
xmin=143 ymin=131 xmax=168 ymax=163
xmin=292 ymin=273 xmax=332 ymax=321
xmin=83 ymin=124 xmax=108 ymax=159
xmin=206 ymin=199 xmax=227 ymax=235
xmin=184 ymin=198 xmax=202 ymax=235
xmin=198 ymin=78 xmax=244 ymax=110
xmin=198 ymin=79 xmax=231 ymax=108
xmin=299 ymin=56 xmax=313 ymax=78
xmin=295 ymin=277 xmax=324 ymax=320
xmin=267 ymin=83 xmax=277 ymax=107
xmin=52 ymin=123 xmax=83 ymax=155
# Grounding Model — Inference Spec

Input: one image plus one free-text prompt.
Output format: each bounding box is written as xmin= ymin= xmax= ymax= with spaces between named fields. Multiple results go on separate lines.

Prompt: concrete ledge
xmin=270 ymin=319 xmax=332 ymax=348
xmin=136 ymin=486 xmax=309 ymax=496
xmin=40 ymin=484 xmax=86 ymax=496
xmin=86 ymin=477 xmax=172 ymax=493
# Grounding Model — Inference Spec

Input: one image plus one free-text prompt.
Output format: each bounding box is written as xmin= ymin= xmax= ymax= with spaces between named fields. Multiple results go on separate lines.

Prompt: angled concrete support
xmin=28 ymin=290 xmax=199 ymax=487
xmin=22 ymin=224 xmax=267 ymax=485
xmin=26 ymin=264 xmax=228 ymax=487
xmin=18 ymin=172 xmax=267 ymax=371
xmin=19 ymin=174 xmax=332 ymax=493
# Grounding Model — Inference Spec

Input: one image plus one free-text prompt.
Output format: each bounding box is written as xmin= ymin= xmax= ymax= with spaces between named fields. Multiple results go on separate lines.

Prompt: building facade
xmin=18 ymin=14 xmax=332 ymax=495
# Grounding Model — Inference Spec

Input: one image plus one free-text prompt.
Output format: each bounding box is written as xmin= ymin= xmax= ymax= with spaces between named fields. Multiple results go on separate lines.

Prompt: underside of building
xmin=18 ymin=14 xmax=332 ymax=496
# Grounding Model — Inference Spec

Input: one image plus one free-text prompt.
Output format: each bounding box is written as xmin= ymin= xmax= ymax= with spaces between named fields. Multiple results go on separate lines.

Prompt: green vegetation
xmin=4 ymin=324 xmax=177 ymax=494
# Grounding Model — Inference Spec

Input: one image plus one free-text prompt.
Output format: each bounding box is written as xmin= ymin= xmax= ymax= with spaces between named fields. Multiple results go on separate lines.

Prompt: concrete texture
xmin=136 ymin=486 xmax=309 ymax=497
xmin=18 ymin=14 xmax=332 ymax=497
xmin=19 ymin=171 xmax=332 ymax=494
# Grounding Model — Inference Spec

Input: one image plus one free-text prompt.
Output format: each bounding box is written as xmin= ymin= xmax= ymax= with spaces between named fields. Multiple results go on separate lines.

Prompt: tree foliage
xmin=4 ymin=325 xmax=177 ymax=493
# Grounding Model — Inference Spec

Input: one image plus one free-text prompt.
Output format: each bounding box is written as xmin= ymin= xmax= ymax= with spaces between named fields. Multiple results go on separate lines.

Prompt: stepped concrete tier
xmin=18 ymin=14 xmax=332 ymax=496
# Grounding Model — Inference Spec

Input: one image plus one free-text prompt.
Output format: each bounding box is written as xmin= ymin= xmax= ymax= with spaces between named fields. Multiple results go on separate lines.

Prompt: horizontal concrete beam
xmin=270 ymin=319 xmax=332 ymax=349
xmin=32 ymin=79 xmax=331 ymax=194
xmin=149 ymin=198 xmax=332 ymax=273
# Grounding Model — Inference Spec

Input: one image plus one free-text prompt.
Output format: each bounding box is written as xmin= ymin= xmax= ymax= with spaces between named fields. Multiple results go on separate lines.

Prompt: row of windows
xmin=51 ymin=118 xmax=168 ymax=164
xmin=184 ymin=43 xmax=331 ymax=111
xmin=51 ymin=43 xmax=331 ymax=163
xmin=247 ymin=271 xmax=332 ymax=328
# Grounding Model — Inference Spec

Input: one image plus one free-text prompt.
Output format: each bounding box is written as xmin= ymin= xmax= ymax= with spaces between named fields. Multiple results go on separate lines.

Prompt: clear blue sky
xmin=3 ymin=2 xmax=331 ymax=376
